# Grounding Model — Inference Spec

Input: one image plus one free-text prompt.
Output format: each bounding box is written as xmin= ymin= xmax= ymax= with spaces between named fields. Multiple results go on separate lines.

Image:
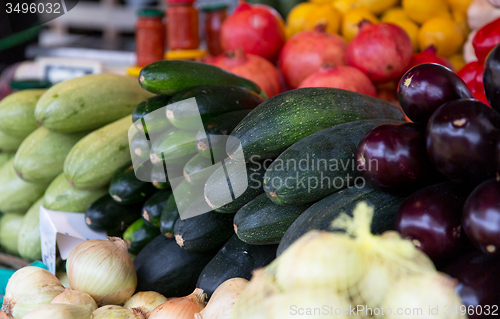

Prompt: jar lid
xmin=10 ymin=80 xmax=51 ymax=90
xmin=201 ymin=3 xmax=228 ymax=11
xmin=137 ymin=8 xmax=164 ymax=17
xmin=167 ymin=0 xmax=196 ymax=4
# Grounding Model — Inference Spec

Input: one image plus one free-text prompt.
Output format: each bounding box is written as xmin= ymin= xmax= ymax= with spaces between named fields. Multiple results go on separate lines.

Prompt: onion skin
xmin=195 ymin=278 xmax=248 ymax=319
xmin=91 ymin=305 xmax=145 ymax=319
xmin=149 ymin=289 xmax=206 ymax=319
xmin=51 ymin=289 xmax=97 ymax=311
xmin=124 ymin=291 xmax=168 ymax=318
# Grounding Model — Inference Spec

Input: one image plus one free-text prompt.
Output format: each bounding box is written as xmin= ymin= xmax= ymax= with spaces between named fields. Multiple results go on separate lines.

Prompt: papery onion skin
xmin=51 ymin=289 xmax=98 ymax=312
xmin=149 ymin=288 xmax=206 ymax=319
xmin=90 ymin=305 xmax=145 ymax=319
xmin=124 ymin=292 xmax=167 ymax=318
xmin=195 ymin=278 xmax=248 ymax=319
xmin=23 ymin=303 xmax=94 ymax=319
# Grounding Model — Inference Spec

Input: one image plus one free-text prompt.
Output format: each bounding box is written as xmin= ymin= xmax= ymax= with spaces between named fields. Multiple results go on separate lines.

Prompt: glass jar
xmin=167 ymin=0 xmax=200 ymax=50
xmin=202 ymin=4 xmax=227 ymax=56
xmin=135 ymin=9 xmax=165 ymax=67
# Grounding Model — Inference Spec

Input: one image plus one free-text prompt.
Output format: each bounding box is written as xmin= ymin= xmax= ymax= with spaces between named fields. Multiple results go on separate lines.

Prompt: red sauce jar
xmin=202 ymin=4 xmax=227 ymax=56
xmin=136 ymin=9 xmax=165 ymax=67
xmin=167 ymin=0 xmax=200 ymax=50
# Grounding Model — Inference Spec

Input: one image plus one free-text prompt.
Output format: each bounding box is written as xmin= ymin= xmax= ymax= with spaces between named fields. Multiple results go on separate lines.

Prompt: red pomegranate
xmin=408 ymin=46 xmax=455 ymax=71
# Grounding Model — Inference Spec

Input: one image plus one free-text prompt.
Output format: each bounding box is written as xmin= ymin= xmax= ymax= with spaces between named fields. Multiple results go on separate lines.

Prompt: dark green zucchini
xmin=130 ymin=130 xmax=151 ymax=161
xmin=263 ymin=119 xmax=404 ymax=206
xmin=85 ymin=194 xmax=142 ymax=232
xmin=276 ymin=184 xmax=406 ymax=256
xmin=150 ymin=129 xmax=198 ymax=165
xmin=228 ymin=88 xmax=406 ymax=160
xmin=166 ymin=85 xmax=264 ymax=131
xmin=183 ymin=154 xmax=219 ymax=185
xmin=123 ymin=218 xmax=161 ymax=255
xmin=151 ymin=163 xmax=184 ymax=190
xmin=134 ymin=235 xmax=216 ymax=297
xmin=132 ymin=95 xmax=172 ymax=134
xmin=109 ymin=165 xmax=157 ymax=204
xmin=173 ymin=211 xmax=234 ymax=253
xmin=160 ymin=193 xmax=179 ymax=238
xmin=139 ymin=60 xmax=263 ymax=96
xmin=196 ymin=234 xmax=277 ymax=298
xmin=142 ymin=189 xmax=171 ymax=228
xmin=233 ymin=193 xmax=311 ymax=245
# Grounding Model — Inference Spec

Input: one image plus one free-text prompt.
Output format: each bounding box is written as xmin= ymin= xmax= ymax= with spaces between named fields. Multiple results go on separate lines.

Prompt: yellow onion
xmin=149 ymin=288 xmax=206 ymax=319
xmin=51 ymin=289 xmax=98 ymax=311
xmin=124 ymin=292 xmax=167 ymax=318
xmin=1 ymin=266 xmax=65 ymax=319
xmin=90 ymin=305 xmax=145 ymax=319
xmin=0 ymin=311 xmax=10 ymax=319
xmin=23 ymin=303 xmax=94 ymax=319
xmin=66 ymin=237 xmax=137 ymax=305
xmin=195 ymin=278 xmax=248 ymax=319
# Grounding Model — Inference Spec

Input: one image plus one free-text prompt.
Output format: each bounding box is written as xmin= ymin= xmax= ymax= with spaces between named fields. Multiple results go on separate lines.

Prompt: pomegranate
xmin=204 ymin=48 xmax=281 ymax=98
xmin=220 ymin=2 xmax=286 ymax=62
xmin=407 ymin=46 xmax=455 ymax=71
xmin=279 ymin=25 xmax=347 ymax=89
xmin=345 ymin=21 xmax=413 ymax=84
xmin=297 ymin=64 xmax=377 ymax=97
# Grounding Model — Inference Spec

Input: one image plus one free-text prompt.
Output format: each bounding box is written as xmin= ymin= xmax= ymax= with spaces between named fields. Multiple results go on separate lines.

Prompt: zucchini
xmin=0 ymin=89 xmax=45 ymax=138
xmin=233 ymin=193 xmax=310 ymax=245
xmin=0 ymin=213 xmax=23 ymax=255
xmin=142 ymin=189 xmax=171 ymax=228
xmin=109 ymin=165 xmax=156 ymax=204
xmin=130 ymin=130 xmax=151 ymax=162
xmin=134 ymin=235 xmax=216 ymax=297
xmin=150 ymin=129 xmax=198 ymax=166
xmin=132 ymin=95 xmax=172 ymax=135
xmin=44 ymin=173 xmax=108 ymax=213
xmin=151 ymin=164 xmax=170 ymax=189
xmin=228 ymin=88 xmax=406 ymax=160
xmin=64 ymin=115 xmax=133 ymax=189
xmin=196 ymin=234 xmax=277 ymax=298
xmin=0 ymin=152 xmax=14 ymax=168
xmin=17 ymin=198 xmax=44 ymax=260
xmin=0 ymin=159 xmax=49 ymax=213
xmin=173 ymin=211 xmax=234 ymax=253
xmin=35 ymin=73 xmax=154 ymax=133
xmin=139 ymin=60 xmax=262 ymax=96
xmin=0 ymin=129 xmax=24 ymax=152
xmin=166 ymin=85 xmax=263 ymax=131
xmin=183 ymin=154 xmax=219 ymax=185
xmin=276 ymin=184 xmax=406 ymax=256
xmin=14 ymin=127 xmax=87 ymax=184
xmin=263 ymin=119 xmax=404 ymax=205
xmin=160 ymin=193 xmax=179 ymax=238
xmin=123 ymin=218 xmax=161 ymax=255
xmin=85 ymin=194 xmax=142 ymax=232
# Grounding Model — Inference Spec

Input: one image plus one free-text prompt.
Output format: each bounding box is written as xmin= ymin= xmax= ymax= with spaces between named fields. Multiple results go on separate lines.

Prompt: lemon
xmin=356 ymin=0 xmax=399 ymax=15
xmin=341 ymin=7 xmax=378 ymax=41
xmin=303 ymin=4 xmax=342 ymax=34
xmin=418 ymin=16 xmax=464 ymax=57
xmin=381 ymin=7 xmax=409 ymax=22
xmin=448 ymin=53 xmax=466 ymax=71
xmin=332 ymin=0 xmax=358 ymax=14
xmin=286 ymin=2 xmax=316 ymax=37
xmin=452 ymin=10 xmax=469 ymax=35
xmin=402 ymin=0 xmax=450 ymax=24
xmin=447 ymin=0 xmax=473 ymax=13
xmin=389 ymin=19 xmax=419 ymax=52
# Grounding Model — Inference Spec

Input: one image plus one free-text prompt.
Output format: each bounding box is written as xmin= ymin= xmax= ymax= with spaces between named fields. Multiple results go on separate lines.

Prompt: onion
xmin=23 ymin=303 xmax=94 ymax=319
xmin=51 ymin=289 xmax=97 ymax=311
xmin=195 ymin=278 xmax=248 ymax=319
xmin=149 ymin=288 xmax=206 ymax=319
xmin=124 ymin=292 xmax=168 ymax=318
xmin=91 ymin=305 xmax=145 ymax=319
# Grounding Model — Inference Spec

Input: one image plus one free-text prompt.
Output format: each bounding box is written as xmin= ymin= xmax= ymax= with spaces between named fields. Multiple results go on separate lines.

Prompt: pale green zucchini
xmin=0 ymin=152 xmax=14 ymax=168
xmin=0 ymin=89 xmax=45 ymax=138
xmin=0 ymin=213 xmax=24 ymax=255
xmin=17 ymin=197 xmax=45 ymax=260
xmin=0 ymin=129 xmax=24 ymax=152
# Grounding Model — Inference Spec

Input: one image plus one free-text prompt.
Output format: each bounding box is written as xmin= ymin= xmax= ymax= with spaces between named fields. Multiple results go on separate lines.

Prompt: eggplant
xmin=484 ymin=43 xmax=500 ymax=112
xmin=426 ymin=98 xmax=500 ymax=184
xmin=356 ymin=122 xmax=439 ymax=194
xmin=398 ymin=63 xmax=473 ymax=124
xmin=395 ymin=181 xmax=472 ymax=265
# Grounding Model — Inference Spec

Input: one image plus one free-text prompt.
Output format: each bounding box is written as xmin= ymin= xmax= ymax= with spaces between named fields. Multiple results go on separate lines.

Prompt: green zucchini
xmin=123 ymin=218 xmax=161 ymax=255
xmin=109 ymin=165 xmax=157 ymax=204
xmin=130 ymin=130 xmax=151 ymax=162
xmin=263 ymin=119 xmax=404 ymax=206
xmin=85 ymin=194 xmax=142 ymax=232
xmin=166 ymin=85 xmax=263 ymax=131
xmin=160 ymin=193 xmax=179 ymax=238
xmin=44 ymin=173 xmax=108 ymax=212
xmin=64 ymin=115 xmax=133 ymax=189
xmin=142 ymin=189 xmax=171 ymax=228
xmin=0 ymin=213 xmax=23 ymax=255
xmin=0 ymin=89 xmax=45 ymax=138
xmin=139 ymin=60 xmax=263 ymax=96
xmin=183 ymin=154 xmax=219 ymax=185
xmin=150 ymin=129 xmax=198 ymax=166
xmin=151 ymin=164 xmax=170 ymax=189
xmin=228 ymin=88 xmax=406 ymax=160
xmin=17 ymin=198 xmax=45 ymax=260
xmin=0 ymin=159 xmax=49 ymax=213
xmin=0 ymin=129 xmax=24 ymax=152
xmin=14 ymin=127 xmax=87 ymax=184
xmin=132 ymin=95 xmax=172 ymax=135
xmin=233 ymin=193 xmax=310 ymax=245
xmin=35 ymin=73 xmax=154 ymax=133
xmin=0 ymin=152 xmax=14 ymax=168
xmin=276 ymin=184 xmax=406 ymax=256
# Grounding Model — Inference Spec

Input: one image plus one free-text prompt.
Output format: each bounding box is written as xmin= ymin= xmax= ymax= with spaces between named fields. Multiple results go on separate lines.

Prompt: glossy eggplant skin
xmin=395 ymin=182 xmax=471 ymax=265
xmin=463 ymin=178 xmax=500 ymax=255
xmin=484 ymin=43 xmax=500 ymax=112
xmin=398 ymin=63 xmax=473 ymax=124
xmin=426 ymin=99 xmax=500 ymax=184
xmin=356 ymin=122 xmax=438 ymax=194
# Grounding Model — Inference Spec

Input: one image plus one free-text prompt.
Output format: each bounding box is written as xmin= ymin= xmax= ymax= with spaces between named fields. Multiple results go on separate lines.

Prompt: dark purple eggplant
xmin=484 ymin=43 xmax=500 ymax=113
xmin=463 ymin=177 xmax=500 ymax=255
xmin=426 ymin=98 xmax=500 ymax=184
xmin=398 ymin=63 xmax=473 ymax=124
xmin=356 ymin=122 xmax=438 ymax=194
xmin=395 ymin=181 xmax=471 ymax=265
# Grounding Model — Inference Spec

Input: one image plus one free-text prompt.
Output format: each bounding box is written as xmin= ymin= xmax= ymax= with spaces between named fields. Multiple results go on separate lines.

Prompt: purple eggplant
xmin=395 ymin=182 xmax=471 ymax=265
xmin=484 ymin=43 xmax=500 ymax=113
xmin=426 ymin=98 xmax=500 ymax=184
xmin=356 ymin=122 xmax=438 ymax=194
xmin=398 ymin=63 xmax=473 ymax=124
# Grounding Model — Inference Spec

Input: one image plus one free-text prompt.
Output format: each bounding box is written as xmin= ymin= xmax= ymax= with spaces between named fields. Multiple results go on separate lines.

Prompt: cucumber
xmin=44 ymin=173 xmax=108 ymax=213
xmin=109 ymin=165 xmax=157 ymax=204
xmin=166 ymin=85 xmax=264 ymax=131
xmin=228 ymin=88 xmax=406 ymax=160
xmin=233 ymin=194 xmax=310 ymax=245
xmin=64 ymin=115 xmax=133 ymax=189
xmin=14 ymin=127 xmax=87 ymax=184
xmin=17 ymin=198 xmax=45 ymax=260
xmin=263 ymin=119 xmax=404 ymax=206
xmin=276 ymin=184 xmax=406 ymax=256
xmin=132 ymin=95 xmax=172 ymax=135
xmin=0 ymin=152 xmax=14 ymax=168
xmin=0 ymin=159 xmax=49 ymax=213
xmin=85 ymin=194 xmax=142 ymax=232
xmin=134 ymin=235 xmax=216 ymax=297
xmin=183 ymin=154 xmax=219 ymax=185
xmin=123 ymin=218 xmax=161 ymax=255
xmin=139 ymin=60 xmax=263 ymax=96
xmin=150 ymin=129 xmax=198 ymax=166
xmin=196 ymin=234 xmax=277 ymax=298
xmin=0 ymin=129 xmax=24 ymax=152
xmin=0 ymin=213 xmax=23 ymax=255
xmin=160 ymin=193 xmax=179 ymax=238
xmin=0 ymin=89 xmax=45 ymax=138
xmin=142 ymin=189 xmax=171 ymax=228
xmin=35 ymin=73 xmax=154 ymax=133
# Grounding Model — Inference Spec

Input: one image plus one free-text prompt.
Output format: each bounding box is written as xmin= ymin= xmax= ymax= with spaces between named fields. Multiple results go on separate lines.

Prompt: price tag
xmin=38 ymin=57 xmax=103 ymax=84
